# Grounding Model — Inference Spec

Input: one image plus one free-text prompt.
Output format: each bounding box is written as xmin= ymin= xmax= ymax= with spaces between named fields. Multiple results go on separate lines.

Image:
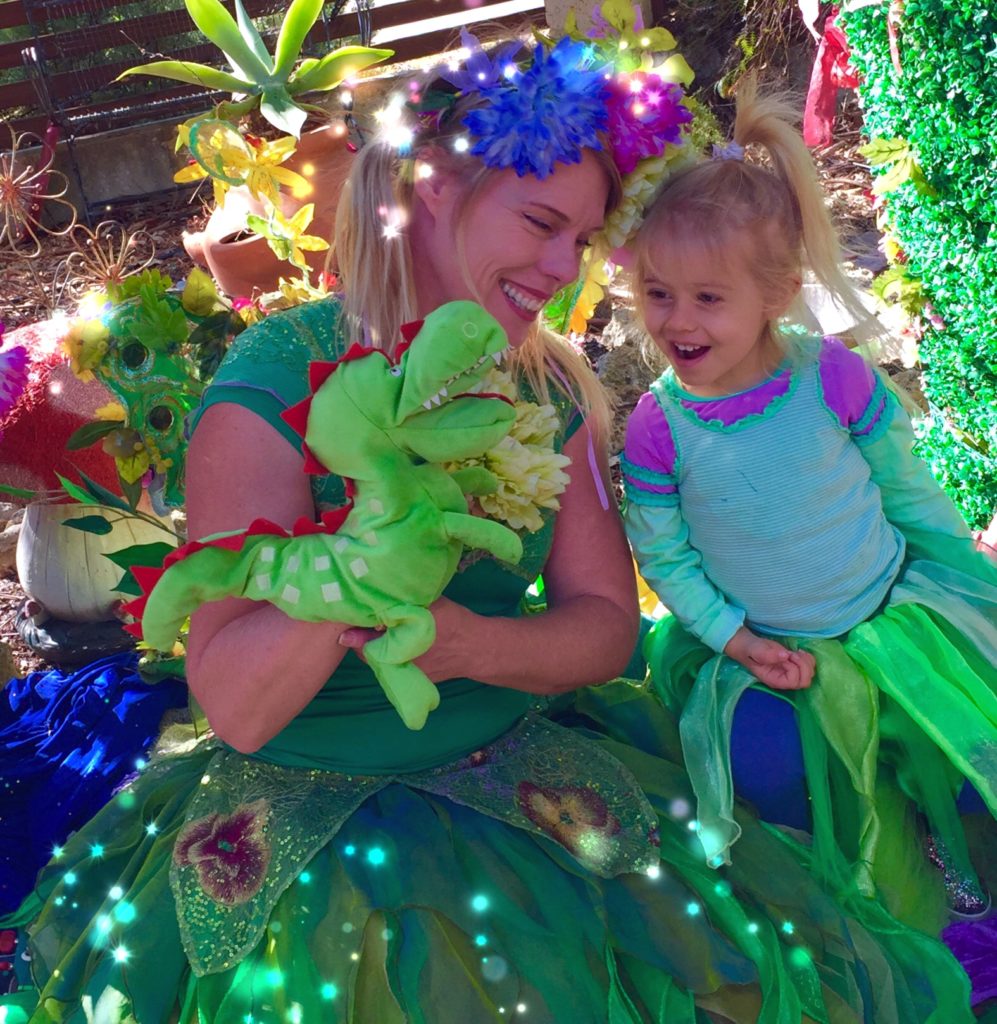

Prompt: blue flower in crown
xmin=440 ymin=28 xmax=523 ymax=92
xmin=463 ymin=37 xmax=610 ymax=179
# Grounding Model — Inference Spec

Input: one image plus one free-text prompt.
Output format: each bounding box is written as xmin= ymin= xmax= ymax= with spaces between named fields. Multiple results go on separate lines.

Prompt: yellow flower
xmin=566 ymin=258 xmax=610 ymax=335
xmin=250 ymin=204 xmax=330 ymax=272
xmin=62 ymin=318 xmax=109 ymax=382
xmin=94 ymin=401 xmax=126 ymax=422
xmin=174 ymin=121 xmax=310 ymax=209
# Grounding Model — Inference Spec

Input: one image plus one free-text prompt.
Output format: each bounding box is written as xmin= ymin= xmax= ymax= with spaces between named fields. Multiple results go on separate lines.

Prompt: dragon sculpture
xmin=125 ymin=301 xmax=524 ymax=730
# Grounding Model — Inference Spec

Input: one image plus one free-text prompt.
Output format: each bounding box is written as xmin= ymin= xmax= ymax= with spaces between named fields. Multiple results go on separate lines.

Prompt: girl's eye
xmin=646 ymin=288 xmax=670 ymax=302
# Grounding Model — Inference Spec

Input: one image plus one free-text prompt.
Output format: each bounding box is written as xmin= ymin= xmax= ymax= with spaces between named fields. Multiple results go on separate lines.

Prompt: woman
xmin=2 ymin=33 xmax=975 ymax=1023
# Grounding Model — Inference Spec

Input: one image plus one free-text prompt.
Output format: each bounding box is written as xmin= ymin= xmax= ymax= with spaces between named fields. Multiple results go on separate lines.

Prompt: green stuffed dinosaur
xmin=125 ymin=301 xmax=524 ymax=730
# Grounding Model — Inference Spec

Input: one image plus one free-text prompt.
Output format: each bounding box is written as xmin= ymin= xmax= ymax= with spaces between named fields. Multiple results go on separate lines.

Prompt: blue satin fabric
xmin=0 ymin=653 xmax=186 ymax=916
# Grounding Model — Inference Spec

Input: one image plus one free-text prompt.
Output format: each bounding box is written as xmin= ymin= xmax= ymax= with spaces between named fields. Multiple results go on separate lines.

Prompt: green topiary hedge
xmin=841 ymin=1 xmax=997 ymax=529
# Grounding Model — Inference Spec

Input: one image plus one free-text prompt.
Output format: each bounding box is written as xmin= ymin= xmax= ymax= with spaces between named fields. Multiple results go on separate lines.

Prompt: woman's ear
xmin=412 ymin=147 xmax=459 ymax=220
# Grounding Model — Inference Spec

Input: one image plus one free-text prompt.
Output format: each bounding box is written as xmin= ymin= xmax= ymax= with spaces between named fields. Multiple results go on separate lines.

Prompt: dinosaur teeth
xmin=491 ymin=352 xmax=502 ymax=365
xmin=423 ymin=399 xmax=433 ymax=410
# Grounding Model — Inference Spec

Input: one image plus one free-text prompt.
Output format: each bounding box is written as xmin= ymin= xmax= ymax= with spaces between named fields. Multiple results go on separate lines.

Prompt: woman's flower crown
xmin=401 ymin=1 xmax=695 ymax=197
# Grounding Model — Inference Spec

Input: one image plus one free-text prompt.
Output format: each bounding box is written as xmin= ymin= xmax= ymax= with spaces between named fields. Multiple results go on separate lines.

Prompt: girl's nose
xmin=665 ymin=299 xmax=695 ymax=331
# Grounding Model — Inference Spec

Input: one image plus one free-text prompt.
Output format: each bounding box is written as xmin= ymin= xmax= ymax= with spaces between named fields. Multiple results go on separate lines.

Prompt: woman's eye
xmin=698 ymin=293 xmax=720 ymax=305
xmin=524 ymin=214 xmax=552 ymax=233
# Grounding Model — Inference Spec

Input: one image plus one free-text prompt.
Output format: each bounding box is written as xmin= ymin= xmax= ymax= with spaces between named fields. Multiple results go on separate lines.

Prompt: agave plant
xmin=118 ymin=0 xmax=392 ymax=137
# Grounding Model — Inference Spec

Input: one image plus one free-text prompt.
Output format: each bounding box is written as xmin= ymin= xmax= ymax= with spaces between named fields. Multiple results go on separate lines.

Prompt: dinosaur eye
xmin=389 ymin=366 xmax=402 ymax=377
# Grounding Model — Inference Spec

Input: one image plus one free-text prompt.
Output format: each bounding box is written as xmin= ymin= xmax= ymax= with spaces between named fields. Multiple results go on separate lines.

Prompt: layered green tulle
xmin=647 ymin=555 xmax=997 ymax=939
xmin=4 ymin=682 xmax=976 ymax=1024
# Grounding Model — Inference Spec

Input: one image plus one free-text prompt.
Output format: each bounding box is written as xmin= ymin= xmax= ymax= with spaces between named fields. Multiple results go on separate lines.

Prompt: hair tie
xmin=712 ymin=141 xmax=745 ymax=161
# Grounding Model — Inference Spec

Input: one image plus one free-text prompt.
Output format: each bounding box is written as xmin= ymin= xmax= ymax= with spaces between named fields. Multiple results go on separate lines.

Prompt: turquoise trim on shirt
xmin=620 ymin=455 xmax=677 ymax=488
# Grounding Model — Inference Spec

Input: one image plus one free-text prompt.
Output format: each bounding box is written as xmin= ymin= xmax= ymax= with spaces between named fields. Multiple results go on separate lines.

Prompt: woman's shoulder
xmin=217 ymin=296 xmax=347 ymax=380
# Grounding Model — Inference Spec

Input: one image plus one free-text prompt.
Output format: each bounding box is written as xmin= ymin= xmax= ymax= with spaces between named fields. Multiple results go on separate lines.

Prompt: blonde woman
xmin=2 ymin=37 xmax=975 ymax=1023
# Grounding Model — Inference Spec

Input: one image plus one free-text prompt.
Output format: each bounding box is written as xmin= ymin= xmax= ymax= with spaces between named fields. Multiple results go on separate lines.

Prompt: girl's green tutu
xmin=647 ymin=549 xmax=997 ymax=936
xmin=3 ymin=683 xmax=975 ymax=1024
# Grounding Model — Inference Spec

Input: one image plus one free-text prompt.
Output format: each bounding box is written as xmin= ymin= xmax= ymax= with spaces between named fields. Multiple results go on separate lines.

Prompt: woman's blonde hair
xmin=332 ymin=43 xmax=622 ymax=440
xmin=630 ymin=77 xmax=868 ymax=351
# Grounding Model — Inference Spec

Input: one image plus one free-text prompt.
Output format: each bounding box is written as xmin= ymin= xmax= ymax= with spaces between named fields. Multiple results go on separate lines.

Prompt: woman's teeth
xmin=501 ymin=282 xmax=545 ymax=313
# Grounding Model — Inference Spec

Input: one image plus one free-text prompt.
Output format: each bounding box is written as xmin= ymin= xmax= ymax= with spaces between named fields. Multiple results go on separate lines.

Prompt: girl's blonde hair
xmin=332 ymin=46 xmax=621 ymax=440
xmin=631 ymin=77 xmax=868 ymax=350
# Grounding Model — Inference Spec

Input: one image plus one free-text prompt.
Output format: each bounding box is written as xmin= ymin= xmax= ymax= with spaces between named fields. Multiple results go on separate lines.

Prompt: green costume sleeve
xmin=189 ymin=298 xmax=346 ymax=449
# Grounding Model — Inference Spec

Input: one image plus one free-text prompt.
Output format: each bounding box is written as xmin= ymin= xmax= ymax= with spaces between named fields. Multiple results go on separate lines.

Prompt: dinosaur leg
xmin=363 ymin=605 xmax=440 ymax=730
xmin=448 ymin=466 xmax=499 ymax=496
xmin=442 ymin=511 xmax=523 ymax=565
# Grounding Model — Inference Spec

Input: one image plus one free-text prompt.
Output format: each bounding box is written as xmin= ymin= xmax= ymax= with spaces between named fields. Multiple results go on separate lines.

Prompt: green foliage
xmin=869 ymin=264 xmax=928 ymax=317
xmin=118 ymin=0 xmax=392 ymax=136
xmin=857 ymin=137 xmax=937 ymax=197
xmin=842 ymin=1 xmax=997 ymax=528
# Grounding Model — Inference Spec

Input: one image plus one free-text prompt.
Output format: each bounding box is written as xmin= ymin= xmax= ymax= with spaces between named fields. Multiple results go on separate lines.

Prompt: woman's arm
xmin=343 ymin=427 xmax=642 ymax=693
xmin=183 ymin=403 xmax=353 ymax=753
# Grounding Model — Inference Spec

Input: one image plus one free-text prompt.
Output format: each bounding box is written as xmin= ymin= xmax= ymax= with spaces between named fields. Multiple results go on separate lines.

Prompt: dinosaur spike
xmin=399 ymin=319 xmax=424 ymax=344
xmin=308 ymin=359 xmax=343 ymax=393
xmin=120 ymin=594 xmax=148 ymax=621
xmin=132 ymin=564 xmax=166 ymax=595
xmin=122 ymin=621 xmax=145 ymax=639
xmin=301 ymin=441 xmax=331 ymax=475
xmin=281 ymin=396 xmax=313 ymax=440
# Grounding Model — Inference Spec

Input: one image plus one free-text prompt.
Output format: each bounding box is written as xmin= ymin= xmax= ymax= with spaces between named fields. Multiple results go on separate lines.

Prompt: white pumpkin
xmin=16 ymin=501 xmax=173 ymax=622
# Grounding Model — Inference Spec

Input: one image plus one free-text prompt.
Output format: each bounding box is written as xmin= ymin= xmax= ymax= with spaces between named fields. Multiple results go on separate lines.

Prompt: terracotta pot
xmin=16 ymin=501 xmax=172 ymax=622
xmin=186 ymin=124 xmax=356 ymax=298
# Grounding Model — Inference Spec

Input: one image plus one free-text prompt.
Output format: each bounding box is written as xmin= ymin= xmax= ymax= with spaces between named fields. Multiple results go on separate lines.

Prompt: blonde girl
xmin=623 ymin=79 xmax=997 ymax=951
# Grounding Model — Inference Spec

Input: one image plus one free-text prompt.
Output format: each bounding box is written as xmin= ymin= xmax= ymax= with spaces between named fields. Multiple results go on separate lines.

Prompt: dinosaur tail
xmin=121 ymin=518 xmax=299 ymax=651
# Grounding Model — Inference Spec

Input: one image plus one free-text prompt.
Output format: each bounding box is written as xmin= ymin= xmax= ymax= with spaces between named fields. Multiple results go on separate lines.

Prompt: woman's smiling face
xmin=413 ymin=151 xmax=610 ymax=347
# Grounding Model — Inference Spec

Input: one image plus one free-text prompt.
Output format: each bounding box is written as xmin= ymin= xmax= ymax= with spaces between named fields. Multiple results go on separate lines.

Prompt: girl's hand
xmin=338 ymin=597 xmax=476 ymax=683
xmin=724 ymin=627 xmax=815 ymax=690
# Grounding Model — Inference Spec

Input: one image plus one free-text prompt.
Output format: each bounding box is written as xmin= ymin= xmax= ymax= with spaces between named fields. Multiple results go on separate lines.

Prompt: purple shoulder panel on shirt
xmin=678 ymin=370 xmax=792 ymax=426
xmin=818 ymin=336 xmax=879 ymax=429
xmin=624 ymin=391 xmax=678 ymax=494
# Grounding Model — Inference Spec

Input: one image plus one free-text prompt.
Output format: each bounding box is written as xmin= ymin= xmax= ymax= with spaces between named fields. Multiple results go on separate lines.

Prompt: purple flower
xmin=173 ymin=798 xmax=272 ymax=906
xmin=605 ymin=72 xmax=692 ymax=174
xmin=439 ymin=29 xmax=523 ymax=92
xmin=0 ymin=344 xmax=28 ymax=421
xmin=464 ymin=38 xmax=609 ymax=179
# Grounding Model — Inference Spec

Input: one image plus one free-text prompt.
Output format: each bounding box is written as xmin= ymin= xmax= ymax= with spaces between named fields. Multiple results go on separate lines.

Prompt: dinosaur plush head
xmin=283 ymin=301 xmax=516 ymax=477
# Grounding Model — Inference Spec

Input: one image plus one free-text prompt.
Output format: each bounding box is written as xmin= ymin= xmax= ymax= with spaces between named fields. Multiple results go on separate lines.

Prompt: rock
xmin=0 ymin=520 xmax=20 ymax=577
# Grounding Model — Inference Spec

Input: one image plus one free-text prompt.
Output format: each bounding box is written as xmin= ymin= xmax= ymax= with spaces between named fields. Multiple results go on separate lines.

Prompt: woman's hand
xmin=338 ymin=596 xmax=476 ymax=683
xmin=724 ymin=627 xmax=815 ymax=690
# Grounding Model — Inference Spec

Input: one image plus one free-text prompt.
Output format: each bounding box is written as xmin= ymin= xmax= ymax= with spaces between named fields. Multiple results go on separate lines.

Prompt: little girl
xmin=621 ymin=81 xmax=997 ymax=940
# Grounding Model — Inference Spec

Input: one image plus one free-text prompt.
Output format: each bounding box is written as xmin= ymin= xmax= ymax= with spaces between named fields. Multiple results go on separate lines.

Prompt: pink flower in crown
xmin=173 ymin=798 xmax=272 ymax=906
xmin=605 ymin=72 xmax=692 ymax=175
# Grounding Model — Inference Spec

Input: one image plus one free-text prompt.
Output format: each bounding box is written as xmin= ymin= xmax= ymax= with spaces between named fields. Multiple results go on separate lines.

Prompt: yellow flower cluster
xmin=446 ymin=369 xmax=572 ymax=533
xmin=62 ymin=318 xmax=110 ymax=382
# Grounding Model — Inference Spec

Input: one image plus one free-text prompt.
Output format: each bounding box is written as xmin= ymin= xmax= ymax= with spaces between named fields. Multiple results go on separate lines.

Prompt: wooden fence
xmin=0 ymin=0 xmax=546 ymax=138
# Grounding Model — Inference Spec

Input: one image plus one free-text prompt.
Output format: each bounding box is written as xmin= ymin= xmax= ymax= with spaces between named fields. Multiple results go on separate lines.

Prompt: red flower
xmin=517 ymin=782 xmax=621 ymax=857
xmin=173 ymin=798 xmax=272 ymax=906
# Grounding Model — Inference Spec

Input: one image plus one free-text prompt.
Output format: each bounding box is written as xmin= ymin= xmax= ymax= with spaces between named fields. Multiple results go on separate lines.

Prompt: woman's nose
xmin=538 ymin=236 xmax=582 ymax=287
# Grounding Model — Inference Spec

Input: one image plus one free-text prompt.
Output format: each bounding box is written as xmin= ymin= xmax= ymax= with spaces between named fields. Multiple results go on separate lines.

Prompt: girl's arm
xmin=819 ymin=338 xmax=982 ymax=571
xmin=341 ymin=425 xmax=642 ymax=693
xmin=183 ymin=403 xmax=354 ymax=753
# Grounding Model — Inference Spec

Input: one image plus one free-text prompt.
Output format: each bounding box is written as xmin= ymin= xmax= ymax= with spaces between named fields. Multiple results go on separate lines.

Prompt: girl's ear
xmin=768 ymin=274 xmax=802 ymax=319
xmin=412 ymin=146 xmax=460 ymax=220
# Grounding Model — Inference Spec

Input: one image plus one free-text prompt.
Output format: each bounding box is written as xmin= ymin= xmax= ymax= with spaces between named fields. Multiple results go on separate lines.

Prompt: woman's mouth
xmin=500 ymin=280 xmax=547 ymax=320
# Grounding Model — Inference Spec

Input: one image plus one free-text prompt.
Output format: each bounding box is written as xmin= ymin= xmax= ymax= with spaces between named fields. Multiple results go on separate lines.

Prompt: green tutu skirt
xmin=646 ymin=553 xmax=997 ymax=936
xmin=2 ymin=681 xmax=976 ymax=1024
